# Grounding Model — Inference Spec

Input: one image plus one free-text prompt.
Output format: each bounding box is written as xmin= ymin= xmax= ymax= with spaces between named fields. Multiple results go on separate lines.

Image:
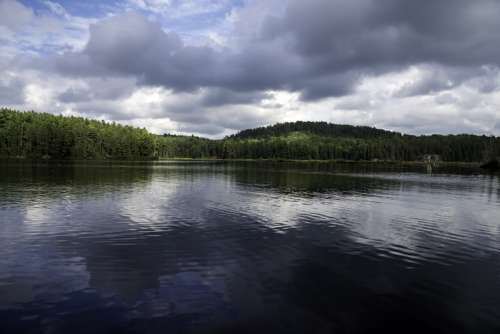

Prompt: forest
xmin=0 ymin=109 xmax=157 ymax=160
xmin=1 ymin=109 xmax=499 ymax=162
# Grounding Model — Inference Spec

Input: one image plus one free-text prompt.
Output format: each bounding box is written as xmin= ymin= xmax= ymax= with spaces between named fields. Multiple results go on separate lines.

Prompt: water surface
xmin=1 ymin=161 xmax=500 ymax=333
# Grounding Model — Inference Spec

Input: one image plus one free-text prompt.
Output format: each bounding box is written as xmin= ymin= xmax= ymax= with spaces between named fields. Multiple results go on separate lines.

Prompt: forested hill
xmin=221 ymin=126 xmax=499 ymax=162
xmin=229 ymin=121 xmax=396 ymax=139
xmin=1 ymin=109 xmax=499 ymax=162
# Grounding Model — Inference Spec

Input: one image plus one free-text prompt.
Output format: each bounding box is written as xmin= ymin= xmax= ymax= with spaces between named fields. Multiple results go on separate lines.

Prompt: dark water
xmin=1 ymin=161 xmax=500 ymax=333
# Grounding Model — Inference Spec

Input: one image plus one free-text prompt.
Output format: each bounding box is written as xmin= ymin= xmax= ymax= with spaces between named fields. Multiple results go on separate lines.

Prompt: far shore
xmin=0 ymin=156 xmax=485 ymax=168
xmin=158 ymin=157 xmax=482 ymax=167
xmin=0 ymin=156 xmax=481 ymax=167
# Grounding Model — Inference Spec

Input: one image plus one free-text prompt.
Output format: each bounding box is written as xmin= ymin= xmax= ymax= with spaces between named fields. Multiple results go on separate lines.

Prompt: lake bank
xmin=159 ymin=157 xmax=482 ymax=167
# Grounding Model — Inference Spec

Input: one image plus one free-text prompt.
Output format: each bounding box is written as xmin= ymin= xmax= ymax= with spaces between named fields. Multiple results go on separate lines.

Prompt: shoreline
xmin=158 ymin=157 xmax=481 ymax=167
xmin=1 ymin=156 xmax=482 ymax=167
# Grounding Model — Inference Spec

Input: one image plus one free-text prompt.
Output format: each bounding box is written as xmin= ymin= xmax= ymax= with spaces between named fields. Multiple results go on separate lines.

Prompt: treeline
xmin=160 ymin=122 xmax=500 ymax=162
xmin=211 ymin=133 xmax=499 ymax=162
xmin=157 ymin=134 xmax=219 ymax=159
xmin=1 ymin=109 xmax=499 ymax=162
xmin=0 ymin=109 xmax=156 ymax=159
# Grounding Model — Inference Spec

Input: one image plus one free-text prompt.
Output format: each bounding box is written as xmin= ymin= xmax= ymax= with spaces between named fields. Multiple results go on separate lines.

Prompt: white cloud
xmin=43 ymin=0 xmax=71 ymax=19
xmin=0 ymin=0 xmax=33 ymax=31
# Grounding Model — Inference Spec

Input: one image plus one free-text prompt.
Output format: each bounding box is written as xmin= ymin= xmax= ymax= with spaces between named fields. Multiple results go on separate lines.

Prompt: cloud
xmin=128 ymin=0 xmax=233 ymax=18
xmin=393 ymin=65 xmax=500 ymax=98
xmin=43 ymin=1 xmax=71 ymax=19
xmin=0 ymin=0 xmax=33 ymax=31
xmin=57 ymin=13 xmax=216 ymax=90
xmin=0 ymin=76 xmax=25 ymax=105
xmin=200 ymin=88 xmax=269 ymax=107
xmin=56 ymin=0 xmax=500 ymax=102
xmin=57 ymin=77 xmax=138 ymax=103
xmin=54 ymin=11 xmax=351 ymax=98
xmin=2 ymin=0 xmax=500 ymax=137
xmin=274 ymin=0 xmax=500 ymax=67
xmin=435 ymin=93 xmax=459 ymax=105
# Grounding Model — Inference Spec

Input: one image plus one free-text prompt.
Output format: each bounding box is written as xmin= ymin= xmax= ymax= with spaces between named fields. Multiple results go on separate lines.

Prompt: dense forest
xmin=0 ymin=109 xmax=157 ymax=160
xmin=1 ymin=109 xmax=499 ymax=162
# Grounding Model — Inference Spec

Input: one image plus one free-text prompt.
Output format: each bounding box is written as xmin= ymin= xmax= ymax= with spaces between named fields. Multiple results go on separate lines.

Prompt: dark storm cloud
xmin=275 ymin=0 xmax=500 ymax=67
xmin=57 ymin=13 xmax=218 ymax=91
xmin=291 ymin=72 xmax=361 ymax=101
xmin=200 ymin=88 xmax=269 ymax=107
xmin=55 ymin=0 xmax=500 ymax=101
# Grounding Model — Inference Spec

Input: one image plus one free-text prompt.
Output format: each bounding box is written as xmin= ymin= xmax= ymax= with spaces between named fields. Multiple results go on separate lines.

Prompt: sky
xmin=1 ymin=0 xmax=500 ymax=137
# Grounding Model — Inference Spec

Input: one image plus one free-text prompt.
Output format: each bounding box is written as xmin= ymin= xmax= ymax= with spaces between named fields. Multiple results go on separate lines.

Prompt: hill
xmin=228 ymin=121 xmax=397 ymax=140
xmin=222 ymin=121 xmax=498 ymax=162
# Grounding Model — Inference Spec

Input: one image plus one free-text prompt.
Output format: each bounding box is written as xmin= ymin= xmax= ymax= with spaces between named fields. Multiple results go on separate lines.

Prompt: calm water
xmin=1 ymin=161 xmax=500 ymax=333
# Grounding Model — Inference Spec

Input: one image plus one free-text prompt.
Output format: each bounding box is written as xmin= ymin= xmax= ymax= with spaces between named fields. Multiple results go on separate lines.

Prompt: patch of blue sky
xmin=20 ymin=0 xmax=245 ymax=37
xmin=21 ymin=0 xmax=120 ymax=18
xmin=136 ymin=1 xmax=242 ymax=30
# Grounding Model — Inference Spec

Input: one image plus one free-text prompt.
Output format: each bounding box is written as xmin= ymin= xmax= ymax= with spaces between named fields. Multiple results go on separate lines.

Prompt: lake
xmin=1 ymin=161 xmax=499 ymax=333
